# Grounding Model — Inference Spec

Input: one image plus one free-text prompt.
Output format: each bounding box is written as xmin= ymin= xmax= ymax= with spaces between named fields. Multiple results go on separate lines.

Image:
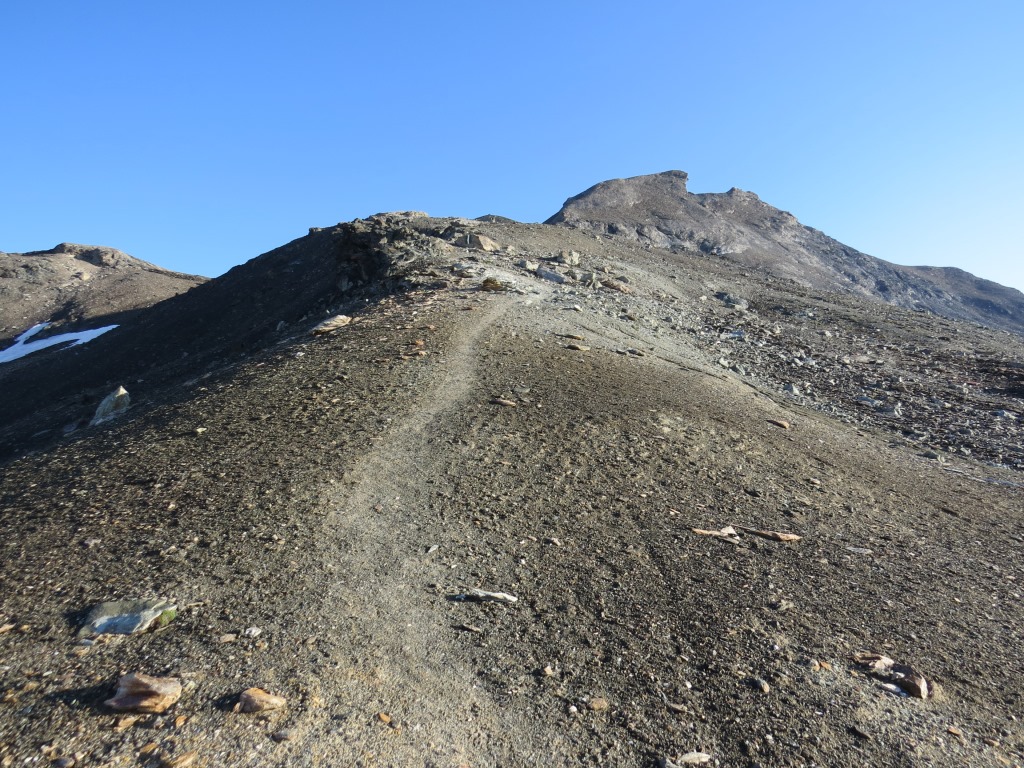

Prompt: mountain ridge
xmin=0 ymin=242 xmax=206 ymax=346
xmin=546 ymin=171 xmax=1024 ymax=334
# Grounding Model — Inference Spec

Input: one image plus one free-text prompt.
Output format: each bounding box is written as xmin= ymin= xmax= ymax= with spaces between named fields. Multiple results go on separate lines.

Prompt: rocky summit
xmin=548 ymin=171 xmax=1024 ymax=335
xmin=0 ymin=177 xmax=1022 ymax=767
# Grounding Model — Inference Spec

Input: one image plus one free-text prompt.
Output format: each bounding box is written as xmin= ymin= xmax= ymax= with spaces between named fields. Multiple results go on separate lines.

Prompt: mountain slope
xmin=0 ymin=243 xmax=206 ymax=345
xmin=546 ymin=171 xmax=1024 ymax=334
xmin=0 ymin=208 xmax=1023 ymax=766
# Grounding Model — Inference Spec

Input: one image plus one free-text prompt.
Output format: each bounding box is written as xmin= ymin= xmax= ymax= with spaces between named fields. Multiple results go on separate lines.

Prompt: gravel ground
xmin=1 ymin=216 xmax=1022 ymax=767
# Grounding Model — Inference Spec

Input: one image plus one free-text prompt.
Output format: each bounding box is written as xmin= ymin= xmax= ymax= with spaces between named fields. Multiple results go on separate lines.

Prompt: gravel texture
xmin=1 ymin=214 xmax=1022 ymax=767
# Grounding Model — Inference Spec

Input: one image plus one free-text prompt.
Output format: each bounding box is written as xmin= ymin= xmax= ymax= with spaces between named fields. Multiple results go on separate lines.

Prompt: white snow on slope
xmin=0 ymin=323 xmax=118 ymax=364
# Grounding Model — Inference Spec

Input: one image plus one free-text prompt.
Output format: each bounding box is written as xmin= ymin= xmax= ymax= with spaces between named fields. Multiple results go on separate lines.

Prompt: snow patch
xmin=0 ymin=323 xmax=118 ymax=364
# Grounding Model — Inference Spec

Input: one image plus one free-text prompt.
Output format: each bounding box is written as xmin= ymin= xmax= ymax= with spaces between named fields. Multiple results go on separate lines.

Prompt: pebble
xmin=272 ymin=728 xmax=293 ymax=742
xmin=589 ymin=697 xmax=609 ymax=711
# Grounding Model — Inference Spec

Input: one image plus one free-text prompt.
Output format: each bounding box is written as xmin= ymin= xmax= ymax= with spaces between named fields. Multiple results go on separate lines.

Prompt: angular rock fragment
xmin=91 ymin=386 xmax=130 ymax=426
xmin=536 ymin=267 xmax=568 ymax=284
xmin=105 ymin=673 xmax=182 ymax=714
xmin=735 ymin=525 xmax=802 ymax=542
xmin=480 ymin=277 xmax=510 ymax=292
xmin=600 ymin=278 xmax=633 ymax=294
xmin=311 ymin=315 xmax=353 ymax=335
xmin=852 ymin=652 xmax=930 ymax=698
xmin=661 ymin=753 xmax=712 ymax=766
xmin=161 ymin=751 xmax=198 ymax=768
xmin=78 ymin=598 xmax=177 ymax=638
xmin=691 ymin=525 xmax=742 ymax=545
xmin=235 ymin=687 xmax=287 ymax=713
xmin=456 ymin=588 xmax=518 ymax=604
xmin=454 ymin=233 xmax=500 ymax=252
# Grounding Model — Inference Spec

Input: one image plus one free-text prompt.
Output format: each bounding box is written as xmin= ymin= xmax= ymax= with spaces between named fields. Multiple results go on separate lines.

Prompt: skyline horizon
xmin=5 ymin=167 xmax=1023 ymax=296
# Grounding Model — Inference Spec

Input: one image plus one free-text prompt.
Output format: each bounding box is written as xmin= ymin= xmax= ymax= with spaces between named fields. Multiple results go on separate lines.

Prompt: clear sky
xmin=2 ymin=1 xmax=1022 ymax=292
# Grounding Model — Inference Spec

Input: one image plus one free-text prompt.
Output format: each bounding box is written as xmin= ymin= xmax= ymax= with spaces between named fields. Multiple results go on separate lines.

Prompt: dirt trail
xmin=286 ymin=296 xmax=570 ymax=765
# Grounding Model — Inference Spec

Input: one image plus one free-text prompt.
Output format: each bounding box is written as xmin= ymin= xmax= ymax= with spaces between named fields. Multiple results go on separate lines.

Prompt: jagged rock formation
xmin=547 ymin=171 xmax=1024 ymax=334
xmin=0 ymin=243 xmax=206 ymax=345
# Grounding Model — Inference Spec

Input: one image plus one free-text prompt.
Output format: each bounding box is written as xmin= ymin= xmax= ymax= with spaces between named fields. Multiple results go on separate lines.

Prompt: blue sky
xmin=2 ymin=1 xmax=1022 ymax=292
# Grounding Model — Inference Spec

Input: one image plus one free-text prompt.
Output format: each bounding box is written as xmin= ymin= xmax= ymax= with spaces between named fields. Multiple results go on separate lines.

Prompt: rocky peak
xmin=547 ymin=171 xmax=1024 ymax=335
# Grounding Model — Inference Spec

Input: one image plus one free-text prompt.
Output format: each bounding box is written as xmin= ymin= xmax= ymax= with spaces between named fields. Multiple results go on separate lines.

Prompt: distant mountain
xmin=0 ymin=242 xmax=206 ymax=345
xmin=547 ymin=171 xmax=1024 ymax=334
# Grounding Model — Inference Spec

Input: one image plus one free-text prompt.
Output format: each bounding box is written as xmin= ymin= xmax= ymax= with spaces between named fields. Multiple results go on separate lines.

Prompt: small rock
xmin=600 ymin=278 xmax=633 ymax=294
xmin=455 ymin=233 xmax=500 ymax=252
xmin=90 ymin=386 xmax=130 ymax=426
xmin=751 ymin=677 xmax=771 ymax=693
xmin=588 ymin=697 xmax=609 ymax=711
xmin=767 ymin=419 xmax=790 ymax=429
xmin=377 ymin=712 xmax=392 ymax=725
xmin=542 ymin=665 xmax=555 ymax=677
xmin=661 ymin=753 xmax=712 ymax=766
xmin=491 ymin=397 xmax=517 ymax=407
xmin=715 ymin=292 xmax=748 ymax=310
xmin=480 ymin=277 xmax=509 ymax=292
xmin=243 ymin=626 xmax=262 ymax=638
xmin=566 ymin=343 xmax=590 ymax=352
xmin=272 ymin=729 xmax=293 ymax=742
xmin=236 ymin=687 xmax=286 ymax=714
xmin=161 ymin=752 xmax=198 ymax=768
xmin=457 ymin=588 xmax=518 ymax=604
xmin=518 ymin=259 xmax=540 ymax=271
xmin=891 ymin=663 xmax=930 ymax=699
xmin=783 ymin=383 xmax=801 ymax=396
xmin=105 ymin=673 xmax=182 ymax=714
xmin=112 ymin=715 xmax=140 ymax=731
xmin=311 ymin=315 xmax=353 ymax=335
xmin=536 ymin=267 xmax=567 ymax=284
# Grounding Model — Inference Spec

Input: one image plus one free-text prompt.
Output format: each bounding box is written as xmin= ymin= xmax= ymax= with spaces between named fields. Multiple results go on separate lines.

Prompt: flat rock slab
xmin=78 ymin=598 xmax=177 ymax=637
